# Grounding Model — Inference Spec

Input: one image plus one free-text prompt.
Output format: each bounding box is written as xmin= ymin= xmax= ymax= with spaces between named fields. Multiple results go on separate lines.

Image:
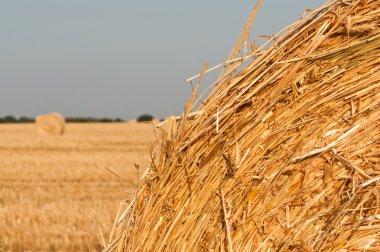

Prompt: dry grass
xmin=109 ymin=0 xmax=380 ymax=251
xmin=0 ymin=122 xmax=156 ymax=251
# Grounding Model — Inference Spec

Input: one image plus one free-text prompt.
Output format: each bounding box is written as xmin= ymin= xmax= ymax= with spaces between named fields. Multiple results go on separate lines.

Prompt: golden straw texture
xmin=107 ymin=0 xmax=380 ymax=251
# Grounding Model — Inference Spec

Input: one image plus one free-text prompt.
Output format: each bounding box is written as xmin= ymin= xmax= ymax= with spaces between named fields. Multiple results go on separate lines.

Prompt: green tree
xmin=137 ymin=114 xmax=154 ymax=122
xmin=3 ymin=115 xmax=16 ymax=123
xmin=19 ymin=116 xmax=34 ymax=123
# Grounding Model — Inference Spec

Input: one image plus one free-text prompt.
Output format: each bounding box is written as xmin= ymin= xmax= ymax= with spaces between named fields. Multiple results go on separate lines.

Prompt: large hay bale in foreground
xmin=35 ymin=113 xmax=65 ymax=136
xmin=107 ymin=1 xmax=380 ymax=251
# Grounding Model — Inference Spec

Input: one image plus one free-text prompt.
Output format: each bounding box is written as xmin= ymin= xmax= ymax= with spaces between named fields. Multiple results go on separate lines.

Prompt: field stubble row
xmin=0 ymin=123 xmax=156 ymax=251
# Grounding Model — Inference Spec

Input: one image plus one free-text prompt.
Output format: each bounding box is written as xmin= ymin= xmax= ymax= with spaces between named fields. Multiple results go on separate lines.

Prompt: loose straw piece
xmin=186 ymin=52 xmax=260 ymax=82
xmin=292 ymin=123 xmax=361 ymax=162
xmin=216 ymin=109 xmax=220 ymax=133
xmin=362 ymin=176 xmax=380 ymax=188
xmin=218 ymin=189 xmax=234 ymax=252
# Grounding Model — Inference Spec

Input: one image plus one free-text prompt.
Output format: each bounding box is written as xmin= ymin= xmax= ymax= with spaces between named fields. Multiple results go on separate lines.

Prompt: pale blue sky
xmin=0 ymin=0 xmax=325 ymax=119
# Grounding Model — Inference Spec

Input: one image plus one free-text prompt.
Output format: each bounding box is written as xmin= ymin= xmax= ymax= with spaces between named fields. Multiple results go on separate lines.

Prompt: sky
xmin=0 ymin=0 xmax=326 ymax=120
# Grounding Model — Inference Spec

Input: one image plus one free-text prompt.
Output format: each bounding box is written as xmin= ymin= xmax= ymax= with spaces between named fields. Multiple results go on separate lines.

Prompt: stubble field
xmin=0 ymin=122 xmax=156 ymax=251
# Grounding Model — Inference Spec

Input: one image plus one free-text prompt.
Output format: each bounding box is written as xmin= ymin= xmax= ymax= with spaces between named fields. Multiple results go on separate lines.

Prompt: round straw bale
xmin=35 ymin=113 xmax=65 ymax=136
xmin=107 ymin=1 xmax=380 ymax=251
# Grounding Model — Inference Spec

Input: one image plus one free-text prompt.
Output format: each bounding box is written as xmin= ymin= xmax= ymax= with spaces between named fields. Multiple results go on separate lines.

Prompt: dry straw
xmin=35 ymin=113 xmax=65 ymax=136
xmin=107 ymin=0 xmax=380 ymax=251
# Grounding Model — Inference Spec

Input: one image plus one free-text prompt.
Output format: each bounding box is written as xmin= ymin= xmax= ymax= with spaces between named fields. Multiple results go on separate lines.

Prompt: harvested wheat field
xmin=0 ymin=122 xmax=156 ymax=251
xmin=108 ymin=0 xmax=380 ymax=251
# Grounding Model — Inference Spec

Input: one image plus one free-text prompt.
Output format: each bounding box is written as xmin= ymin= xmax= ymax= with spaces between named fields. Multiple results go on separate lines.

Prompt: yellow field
xmin=0 ymin=123 xmax=156 ymax=251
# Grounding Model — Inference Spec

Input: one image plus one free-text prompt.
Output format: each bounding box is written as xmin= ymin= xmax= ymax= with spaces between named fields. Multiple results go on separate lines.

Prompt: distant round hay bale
xmin=35 ymin=113 xmax=65 ymax=136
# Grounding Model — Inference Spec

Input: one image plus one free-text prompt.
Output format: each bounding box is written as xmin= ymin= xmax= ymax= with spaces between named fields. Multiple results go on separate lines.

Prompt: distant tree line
xmin=137 ymin=114 xmax=154 ymax=122
xmin=0 ymin=115 xmax=123 ymax=123
xmin=65 ymin=117 xmax=124 ymax=123
xmin=0 ymin=116 xmax=34 ymax=123
xmin=0 ymin=114 xmax=157 ymax=123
